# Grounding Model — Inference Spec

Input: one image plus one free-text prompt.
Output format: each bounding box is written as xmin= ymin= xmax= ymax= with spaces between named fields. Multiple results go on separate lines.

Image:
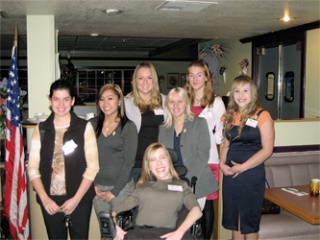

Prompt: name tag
xmin=168 ymin=184 xmax=183 ymax=192
xmin=154 ymin=108 xmax=164 ymax=115
xmin=199 ymin=110 xmax=212 ymax=119
xmin=245 ymin=118 xmax=258 ymax=128
xmin=62 ymin=139 xmax=78 ymax=155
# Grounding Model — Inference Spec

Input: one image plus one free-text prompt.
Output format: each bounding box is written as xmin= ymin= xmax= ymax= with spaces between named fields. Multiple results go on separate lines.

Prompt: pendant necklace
xmin=195 ymin=97 xmax=202 ymax=105
xmin=104 ymin=121 xmax=117 ymax=136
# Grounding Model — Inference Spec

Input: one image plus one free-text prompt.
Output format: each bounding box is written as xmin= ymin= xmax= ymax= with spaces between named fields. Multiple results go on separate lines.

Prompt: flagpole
xmin=14 ymin=25 xmax=18 ymax=48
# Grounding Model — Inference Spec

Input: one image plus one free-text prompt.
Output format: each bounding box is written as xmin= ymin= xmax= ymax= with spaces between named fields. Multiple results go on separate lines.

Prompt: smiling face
xmin=49 ymin=89 xmax=75 ymax=118
xmin=233 ymin=82 xmax=252 ymax=111
xmin=149 ymin=147 xmax=171 ymax=180
xmin=188 ymin=66 xmax=207 ymax=93
xmin=98 ymin=89 xmax=119 ymax=118
xmin=135 ymin=67 xmax=153 ymax=96
xmin=168 ymin=92 xmax=186 ymax=121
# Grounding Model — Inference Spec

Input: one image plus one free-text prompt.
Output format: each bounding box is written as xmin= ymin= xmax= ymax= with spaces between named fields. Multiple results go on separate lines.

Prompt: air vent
xmin=157 ymin=0 xmax=218 ymax=13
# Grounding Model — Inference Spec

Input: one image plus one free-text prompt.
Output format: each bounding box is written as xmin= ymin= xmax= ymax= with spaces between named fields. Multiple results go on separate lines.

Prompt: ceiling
xmin=0 ymin=0 xmax=319 ymax=60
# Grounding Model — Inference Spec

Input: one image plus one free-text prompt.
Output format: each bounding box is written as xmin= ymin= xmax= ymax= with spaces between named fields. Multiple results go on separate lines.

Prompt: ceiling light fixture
xmin=103 ymin=8 xmax=123 ymax=16
xmin=157 ymin=0 xmax=218 ymax=12
xmin=278 ymin=16 xmax=296 ymax=22
xmin=90 ymin=33 xmax=99 ymax=37
xmin=278 ymin=9 xmax=296 ymax=22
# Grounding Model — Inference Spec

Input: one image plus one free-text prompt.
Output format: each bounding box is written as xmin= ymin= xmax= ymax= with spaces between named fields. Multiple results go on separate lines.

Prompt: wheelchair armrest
xmin=191 ymin=176 xmax=197 ymax=193
xmin=98 ymin=211 xmax=117 ymax=239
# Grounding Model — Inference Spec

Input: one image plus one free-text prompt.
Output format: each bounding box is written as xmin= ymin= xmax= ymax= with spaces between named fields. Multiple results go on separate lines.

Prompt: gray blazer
xmin=158 ymin=117 xmax=219 ymax=198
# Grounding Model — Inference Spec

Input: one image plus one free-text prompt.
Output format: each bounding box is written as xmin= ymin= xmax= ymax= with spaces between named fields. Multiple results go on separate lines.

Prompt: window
xmin=265 ymin=72 xmax=275 ymax=100
xmin=284 ymin=71 xmax=294 ymax=102
xmin=76 ymin=68 xmax=134 ymax=103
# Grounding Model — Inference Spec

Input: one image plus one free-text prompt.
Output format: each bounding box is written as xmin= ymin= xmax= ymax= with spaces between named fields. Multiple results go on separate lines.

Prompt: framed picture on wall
xmin=180 ymin=74 xmax=187 ymax=87
xmin=167 ymin=73 xmax=179 ymax=89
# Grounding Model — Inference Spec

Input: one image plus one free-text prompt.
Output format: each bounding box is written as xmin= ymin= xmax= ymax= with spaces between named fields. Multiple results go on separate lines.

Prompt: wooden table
xmin=265 ymin=185 xmax=320 ymax=225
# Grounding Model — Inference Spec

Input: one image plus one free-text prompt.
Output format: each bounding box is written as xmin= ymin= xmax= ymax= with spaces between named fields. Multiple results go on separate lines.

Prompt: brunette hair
xmin=185 ymin=59 xmax=216 ymax=107
xmin=163 ymin=87 xmax=194 ymax=129
xmin=49 ymin=79 xmax=76 ymax=99
xmin=224 ymin=75 xmax=260 ymax=138
xmin=95 ymin=83 xmax=127 ymax=137
xmin=129 ymin=61 xmax=162 ymax=113
xmin=136 ymin=142 xmax=180 ymax=187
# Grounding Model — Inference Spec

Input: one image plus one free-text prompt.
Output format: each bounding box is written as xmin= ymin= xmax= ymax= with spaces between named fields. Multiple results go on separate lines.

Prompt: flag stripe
xmin=4 ymin=45 xmax=30 ymax=239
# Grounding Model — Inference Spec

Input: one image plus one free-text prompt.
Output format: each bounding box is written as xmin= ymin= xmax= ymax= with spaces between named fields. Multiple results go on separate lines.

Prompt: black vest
xmin=37 ymin=112 xmax=95 ymax=204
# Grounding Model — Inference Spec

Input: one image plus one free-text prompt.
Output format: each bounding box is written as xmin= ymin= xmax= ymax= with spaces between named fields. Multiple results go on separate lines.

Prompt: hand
xmin=104 ymin=191 xmax=115 ymax=203
xmin=160 ymin=229 xmax=184 ymax=240
xmin=94 ymin=186 xmax=105 ymax=200
xmin=114 ymin=224 xmax=127 ymax=240
xmin=42 ymin=197 xmax=60 ymax=215
xmin=230 ymin=160 xmax=244 ymax=178
xmin=220 ymin=163 xmax=234 ymax=176
xmin=60 ymin=197 xmax=80 ymax=215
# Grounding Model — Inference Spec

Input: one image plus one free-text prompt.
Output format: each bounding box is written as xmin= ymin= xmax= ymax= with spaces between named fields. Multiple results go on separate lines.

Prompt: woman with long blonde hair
xmin=125 ymin=62 xmax=166 ymax=182
xmin=112 ymin=143 xmax=202 ymax=240
xmin=220 ymin=75 xmax=274 ymax=240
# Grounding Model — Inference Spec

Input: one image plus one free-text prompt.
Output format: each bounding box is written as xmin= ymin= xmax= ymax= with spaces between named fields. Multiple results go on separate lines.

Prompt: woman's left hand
xmin=60 ymin=197 xmax=80 ymax=215
xmin=230 ymin=160 xmax=245 ymax=178
xmin=160 ymin=229 xmax=184 ymax=240
xmin=104 ymin=191 xmax=115 ymax=203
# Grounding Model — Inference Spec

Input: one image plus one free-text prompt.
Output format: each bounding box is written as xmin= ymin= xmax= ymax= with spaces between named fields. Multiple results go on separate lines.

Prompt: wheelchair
xmin=98 ymin=148 xmax=204 ymax=240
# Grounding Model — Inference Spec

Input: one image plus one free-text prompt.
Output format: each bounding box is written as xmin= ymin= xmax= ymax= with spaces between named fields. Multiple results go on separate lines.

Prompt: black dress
xmin=222 ymin=123 xmax=265 ymax=234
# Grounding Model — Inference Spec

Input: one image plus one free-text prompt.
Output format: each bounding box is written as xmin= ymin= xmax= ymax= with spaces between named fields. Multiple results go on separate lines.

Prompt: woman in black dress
xmin=220 ymin=75 xmax=274 ymax=240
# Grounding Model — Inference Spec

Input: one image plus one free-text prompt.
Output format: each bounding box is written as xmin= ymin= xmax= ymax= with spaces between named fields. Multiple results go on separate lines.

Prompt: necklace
xmin=104 ymin=120 xmax=118 ymax=136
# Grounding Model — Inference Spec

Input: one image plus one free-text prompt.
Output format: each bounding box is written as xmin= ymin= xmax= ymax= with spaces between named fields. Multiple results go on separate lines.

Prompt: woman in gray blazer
xmin=158 ymin=87 xmax=219 ymax=210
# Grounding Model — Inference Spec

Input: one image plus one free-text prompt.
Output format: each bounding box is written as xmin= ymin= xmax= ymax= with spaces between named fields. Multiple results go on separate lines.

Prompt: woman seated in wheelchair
xmin=111 ymin=142 xmax=202 ymax=240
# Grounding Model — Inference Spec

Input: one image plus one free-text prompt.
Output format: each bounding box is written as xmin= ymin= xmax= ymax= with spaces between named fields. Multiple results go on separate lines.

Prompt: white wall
xmin=305 ymin=28 xmax=320 ymax=118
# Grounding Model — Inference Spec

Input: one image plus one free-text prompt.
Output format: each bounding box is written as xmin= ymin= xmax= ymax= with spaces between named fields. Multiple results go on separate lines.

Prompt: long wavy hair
xmin=185 ymin=59 xmax=216 ymax=107
xmin=224 ymin=75 xmax=260 ymax=139
xmin=95 ymin=83 xmax=127 ymax=137
xmin=163 ymin=87 xmax=194 ymax=129
xmin=136 ymin=142 xmax=180 ymax=187
xmin=128 ymin=61 xmax=162 ymax=113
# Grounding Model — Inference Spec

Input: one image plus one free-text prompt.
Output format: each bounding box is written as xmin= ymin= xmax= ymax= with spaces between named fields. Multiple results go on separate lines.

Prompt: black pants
xmin=201 ymin=200 xmax=214 ymax=240
xmin=40 ymin=201 xmax=92 ymax=239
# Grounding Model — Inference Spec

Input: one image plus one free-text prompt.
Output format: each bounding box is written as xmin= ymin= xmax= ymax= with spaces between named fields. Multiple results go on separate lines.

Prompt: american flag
xmin=4 ymin=45 xmax=30 ymax=239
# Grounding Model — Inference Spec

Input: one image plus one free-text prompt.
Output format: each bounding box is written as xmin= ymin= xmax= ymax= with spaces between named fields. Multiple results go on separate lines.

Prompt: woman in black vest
xmin=28 ymin=80 xmax=99 ymax=239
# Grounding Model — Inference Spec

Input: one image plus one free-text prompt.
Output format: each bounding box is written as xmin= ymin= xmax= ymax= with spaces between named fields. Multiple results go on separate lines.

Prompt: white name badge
xmin=199 ymin=110 xmax=213 ymax=119
xmin=168 ymin=184 xmax=183 ymax=192
xmin=154 ymin=108 xmax=164 ymax=115
xmin=245 ymin=118 xmax=258 ymax=128
xmin=62 ymin=139 xmax=78 ymax=155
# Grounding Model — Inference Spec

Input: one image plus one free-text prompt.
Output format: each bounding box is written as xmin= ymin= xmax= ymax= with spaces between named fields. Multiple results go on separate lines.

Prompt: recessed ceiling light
xmin=103 ymin=8 xmax=123 ymax=16
xmin=278 ymin=16 xmax=296 ymax=22
xmin=90 ymin=33 xmax=99 ymax=37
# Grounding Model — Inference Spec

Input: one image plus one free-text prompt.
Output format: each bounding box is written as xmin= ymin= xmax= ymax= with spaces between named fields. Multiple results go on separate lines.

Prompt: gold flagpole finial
xmin=14 ymin=24 xmax=18 ymax=47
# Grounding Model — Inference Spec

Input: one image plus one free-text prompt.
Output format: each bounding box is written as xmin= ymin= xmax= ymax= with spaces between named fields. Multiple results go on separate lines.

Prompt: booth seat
xmin=259 ymin=150 xmax=320 ymax=239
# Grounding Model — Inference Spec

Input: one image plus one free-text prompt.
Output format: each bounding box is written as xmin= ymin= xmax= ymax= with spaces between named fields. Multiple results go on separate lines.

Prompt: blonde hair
xmin=185 ymin=59 xmax=216 ymax=107
xmin=163 ymin=87 xmax=194 ymax=129
xmin=136 ymin=142 xmax=180 ymax=187
xmin=129 ymin=61 xmax=162 ymax=113
xmin=224 ymin=75 xmax=260 ymax=138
